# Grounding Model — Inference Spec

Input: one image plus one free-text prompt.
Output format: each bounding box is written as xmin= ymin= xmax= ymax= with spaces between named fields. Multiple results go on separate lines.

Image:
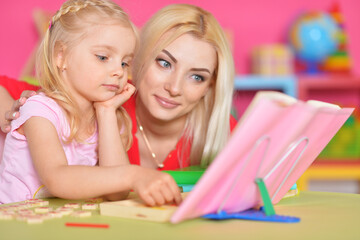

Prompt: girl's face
xmin=138 ymin=33 xmax=217 ymax=123
xmin=60 ymin=23 xmax=136 ymax=106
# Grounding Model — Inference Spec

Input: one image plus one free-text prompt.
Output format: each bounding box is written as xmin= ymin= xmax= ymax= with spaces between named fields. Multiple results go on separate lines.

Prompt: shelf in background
xmin=234 ymin=75 xmax=297 ymax=97
xmin=232 ymin=75 xmax=297 ymax=118
xmin=297 ymin=160 xmax=360 ymax=193
xmin=297 ymin=74 xmax=360 ymax=101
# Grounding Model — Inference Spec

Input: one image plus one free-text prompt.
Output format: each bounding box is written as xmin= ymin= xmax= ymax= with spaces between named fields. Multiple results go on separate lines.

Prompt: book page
xmin=239 ymin=91 xmax=297 ymax=124
xmin=306 ymin=100 xmax=341 ymax=109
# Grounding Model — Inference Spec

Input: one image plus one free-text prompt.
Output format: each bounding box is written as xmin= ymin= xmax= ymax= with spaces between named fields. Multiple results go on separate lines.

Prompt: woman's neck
xmin=135 ymin=95 xmax=188 ymax=168
xmin=135 ymin=97 xmax=186 ymax=141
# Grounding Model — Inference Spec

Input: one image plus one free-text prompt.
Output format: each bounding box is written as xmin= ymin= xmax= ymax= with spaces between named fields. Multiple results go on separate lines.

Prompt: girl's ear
xmin=55 ymin=42 xmax=67 ymax=70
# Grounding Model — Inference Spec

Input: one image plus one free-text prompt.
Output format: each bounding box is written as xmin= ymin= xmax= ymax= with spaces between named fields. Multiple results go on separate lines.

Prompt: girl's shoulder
xmin=25 ymin=93 xmax=62 ymax=112
xmin=11 ymin=93 xmax=67 ymax=139
xmin=27 ymin=92 xmax=57 ymax=104
xmin=19 ymin=93 xmax=65 ymax=125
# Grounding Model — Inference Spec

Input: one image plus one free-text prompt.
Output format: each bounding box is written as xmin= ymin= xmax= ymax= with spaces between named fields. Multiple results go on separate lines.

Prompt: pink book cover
xmin=265 ymin=107 xmax=354 ymax=204
xmin=170 ymin=92 xmax=353 ymax=223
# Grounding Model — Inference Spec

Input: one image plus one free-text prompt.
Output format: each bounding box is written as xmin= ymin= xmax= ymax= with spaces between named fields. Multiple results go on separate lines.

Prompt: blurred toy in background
xmin=319 ymin=114 xmax=360 ymax=160
xmin=251 ymin=44 xmax=294 ymax=76
xmin=289 ymin=11 xmax=340 ymax=74
xmin=319 ymin=3 xmax=352 ymax=73
xmin=20 ymin=9 xmax=52 ymax=86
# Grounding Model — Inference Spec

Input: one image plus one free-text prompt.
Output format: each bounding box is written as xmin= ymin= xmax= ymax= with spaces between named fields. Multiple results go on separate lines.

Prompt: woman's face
xmin=138 ymin=33 xmax=217 ymax=122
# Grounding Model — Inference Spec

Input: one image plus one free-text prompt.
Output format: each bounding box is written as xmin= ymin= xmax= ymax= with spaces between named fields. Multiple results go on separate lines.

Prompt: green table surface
xmin=1 ymin=191 xmax=359 ymax=240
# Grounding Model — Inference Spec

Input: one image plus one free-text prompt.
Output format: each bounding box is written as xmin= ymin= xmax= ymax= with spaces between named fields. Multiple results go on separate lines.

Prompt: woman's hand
xmin=1 ymin=90 xmax=36 ymax=133
xmin=94 ymin=83 xmax=136 ymax=112
xmin=131 ymin=167 xmax=182 ymax=207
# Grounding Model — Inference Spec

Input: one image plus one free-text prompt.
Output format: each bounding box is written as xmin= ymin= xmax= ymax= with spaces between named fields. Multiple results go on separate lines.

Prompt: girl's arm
xmin=94 ymin=83 xmax=136 ymax=200
xmin=23 ymin=116 xmax=182 ymax=205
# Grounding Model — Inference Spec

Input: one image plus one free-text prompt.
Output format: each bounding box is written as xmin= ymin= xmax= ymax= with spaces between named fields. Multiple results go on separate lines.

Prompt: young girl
xmin=0 ymin=0 xmax=181 ymax=206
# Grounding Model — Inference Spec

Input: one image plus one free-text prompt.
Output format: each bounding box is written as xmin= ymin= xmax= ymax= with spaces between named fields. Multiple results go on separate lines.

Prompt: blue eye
xmin=96 ymin=55 xmax=108 ymax=61
xmin=121 ymin=62 xmax=129 ymax=68
xmin=192 ymin=74 xmax=204 ymax=82
xmin=157 ymin=59 xmax=171 ymax=68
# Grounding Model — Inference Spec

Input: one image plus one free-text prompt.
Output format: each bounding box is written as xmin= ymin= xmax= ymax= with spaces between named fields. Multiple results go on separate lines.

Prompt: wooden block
xmin=71 ymin=211 xmax=92 ymax=218
xmin=82 ymin=203 xmax=98 ymax=210
xmin=64 ymin=203 xmax=80 ymax=209
xmin=0 ymin=212 xmax=14 ymax=220
xmin=56 ymin=207 xmax=73 ymax=216
xmin=35 ymin=207 xmax=52 ymax=213
xmin=48 ymin=211 xmax=63 ymax=218
xmin=100 ymin=193 xmax=187 ymax=222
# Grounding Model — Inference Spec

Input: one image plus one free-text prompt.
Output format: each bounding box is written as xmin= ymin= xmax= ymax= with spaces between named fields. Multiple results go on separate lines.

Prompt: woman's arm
xmin=0 ymin=88 xmax=36 ymax=133
xmin=0 ymin=76 xmax=38 ymax=133
xmin=0 ymin=86 xmax=15 ymax=132
xmin=23 ymin=116 xmax=181 ymax=205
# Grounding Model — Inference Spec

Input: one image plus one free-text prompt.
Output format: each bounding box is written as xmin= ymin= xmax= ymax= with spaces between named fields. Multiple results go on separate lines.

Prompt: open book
xmin=100 ymin=91 xmax=354 ymax=223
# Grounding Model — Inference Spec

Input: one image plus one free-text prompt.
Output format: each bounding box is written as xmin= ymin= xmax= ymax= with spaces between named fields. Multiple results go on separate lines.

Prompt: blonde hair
xmin=36 ymin=0 xmax=138 ymax=149
xmin=132 ymin=4 xmax=235 ymax=166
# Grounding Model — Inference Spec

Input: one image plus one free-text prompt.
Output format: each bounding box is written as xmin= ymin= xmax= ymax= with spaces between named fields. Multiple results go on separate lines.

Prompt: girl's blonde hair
xmin=36 ymin=0 xmax=138 ymax=149
xmin=132 ymin=4 xmax=235 ymax=166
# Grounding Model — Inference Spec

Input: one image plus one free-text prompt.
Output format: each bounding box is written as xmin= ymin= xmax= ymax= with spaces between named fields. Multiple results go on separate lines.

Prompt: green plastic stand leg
xmin=255 ymin=178 xmax=276 ymax=216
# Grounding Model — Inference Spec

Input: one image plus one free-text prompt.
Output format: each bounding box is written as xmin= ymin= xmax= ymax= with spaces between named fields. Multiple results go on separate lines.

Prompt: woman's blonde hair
xmin=36 ymin=0 xmax=138 ymax=149
xmin=132 ymin=4 xmax=235 ymax=166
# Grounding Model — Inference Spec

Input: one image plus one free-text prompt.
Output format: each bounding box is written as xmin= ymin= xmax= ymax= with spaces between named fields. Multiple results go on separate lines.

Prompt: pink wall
xmin=0 ymin=0 xmax=359 ymax=79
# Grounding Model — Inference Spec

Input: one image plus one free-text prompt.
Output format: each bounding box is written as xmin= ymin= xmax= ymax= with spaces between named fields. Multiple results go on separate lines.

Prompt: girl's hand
xmin=131 ymin=167 xmax=182 ymax=207
xmin=1 ymin=90 xmax=36 ymax=133
xmin=94 ymin=83 xmax=135 ymax=112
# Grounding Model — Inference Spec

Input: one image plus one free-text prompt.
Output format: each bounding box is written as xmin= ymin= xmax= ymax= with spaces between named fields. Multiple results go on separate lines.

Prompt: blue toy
xmin=289 ymin=12 xmax=340 ymax=73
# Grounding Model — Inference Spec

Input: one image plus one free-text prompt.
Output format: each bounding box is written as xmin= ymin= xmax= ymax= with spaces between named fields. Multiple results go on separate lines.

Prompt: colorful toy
xmin=251 ymin=44 xmax=294 ymax=76
xmin=163 ymin=165 xmax=205 ymax=185
xmin=289 ymin=11 xmax=340 ymax=73
xmin=318 ymin=115 xmax=360 ymax=160
xmin=320 ymin=3 xmax=352 ymax=73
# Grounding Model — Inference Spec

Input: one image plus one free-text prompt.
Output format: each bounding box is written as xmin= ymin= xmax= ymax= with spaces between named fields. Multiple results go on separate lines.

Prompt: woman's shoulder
xmin=0 ymin=75 xmax=40 ymax=99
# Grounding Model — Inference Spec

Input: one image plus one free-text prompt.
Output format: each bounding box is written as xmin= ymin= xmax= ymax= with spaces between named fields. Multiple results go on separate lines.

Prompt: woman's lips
xmin=155 ymin=95 xmax=180 ymax=109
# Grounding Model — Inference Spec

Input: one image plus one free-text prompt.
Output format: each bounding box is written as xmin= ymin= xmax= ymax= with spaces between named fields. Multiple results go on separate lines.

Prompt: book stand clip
xmin=203 ymin=135 xmax=308 ymax=223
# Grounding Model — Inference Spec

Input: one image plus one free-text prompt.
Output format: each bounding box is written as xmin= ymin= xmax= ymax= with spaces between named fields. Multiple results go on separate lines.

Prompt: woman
xmin=0 ymin=4 xmax=237 ymax=170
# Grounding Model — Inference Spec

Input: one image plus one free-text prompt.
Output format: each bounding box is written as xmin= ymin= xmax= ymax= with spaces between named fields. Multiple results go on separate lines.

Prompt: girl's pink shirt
xmin=0 ymin=94 xmax=98 ymax=204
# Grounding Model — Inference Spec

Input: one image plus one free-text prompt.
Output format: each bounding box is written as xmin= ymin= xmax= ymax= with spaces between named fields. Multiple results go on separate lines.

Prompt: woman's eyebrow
xmin=162 ymin=49 xmax=177 ymax=63
xmin=162 ymin=49 xmax=211 ymax=74
xmin=189 ymin=68 xmax=211 ymax=74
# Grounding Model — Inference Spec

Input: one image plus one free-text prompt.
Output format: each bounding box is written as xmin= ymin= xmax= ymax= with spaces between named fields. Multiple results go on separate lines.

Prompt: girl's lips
xmin=102 ymin=84 xmax=120 ymax=92
xmin=155 ymin=95 xmax=180 ymax=109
